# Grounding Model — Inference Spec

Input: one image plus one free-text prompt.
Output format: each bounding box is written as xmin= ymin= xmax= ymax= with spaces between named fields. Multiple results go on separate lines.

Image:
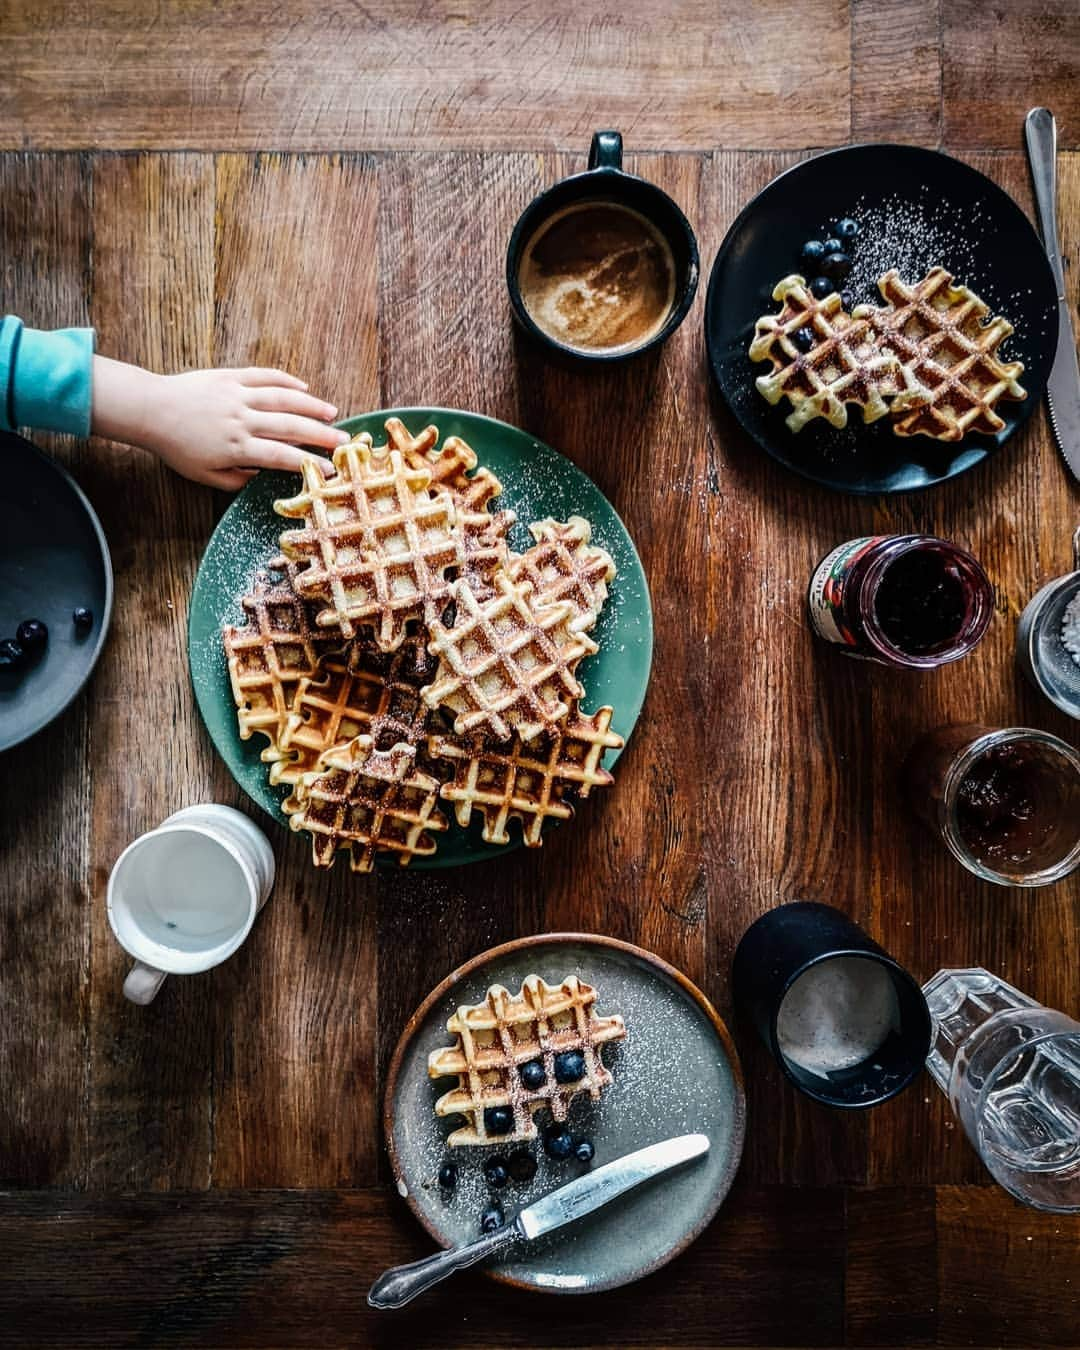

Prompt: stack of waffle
xmin=750 ymin=268 xmax=1026 ymax=439
xmin=222 ymin=418 xmax=623 ymax=871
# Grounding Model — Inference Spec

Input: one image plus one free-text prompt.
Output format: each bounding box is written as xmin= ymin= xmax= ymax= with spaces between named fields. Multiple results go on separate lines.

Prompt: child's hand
xmin=92 ymin=357 xmax=349 ymax=489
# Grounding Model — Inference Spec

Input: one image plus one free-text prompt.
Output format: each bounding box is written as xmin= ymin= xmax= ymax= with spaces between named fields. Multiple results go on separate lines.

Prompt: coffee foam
xmin=518 ymin=202 xmax=676 ymax=354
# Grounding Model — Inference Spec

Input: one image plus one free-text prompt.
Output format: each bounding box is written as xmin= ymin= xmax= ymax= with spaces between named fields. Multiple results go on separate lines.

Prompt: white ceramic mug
xmin=106 ymin=804 xmax=275 ymax=1005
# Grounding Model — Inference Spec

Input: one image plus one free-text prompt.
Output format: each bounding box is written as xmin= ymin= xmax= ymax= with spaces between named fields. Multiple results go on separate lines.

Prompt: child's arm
xmin=1 ymin=315 xmax=346 ymax=489
xmin=91 ymin=356 xmax=347 ymax=490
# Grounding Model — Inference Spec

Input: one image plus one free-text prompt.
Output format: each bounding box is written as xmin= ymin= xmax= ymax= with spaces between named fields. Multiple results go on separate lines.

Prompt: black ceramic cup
xmin=732 ymin=901 xmax=932 ymax=1109
xmin=506 ymin=130 xmax=699 ymax=363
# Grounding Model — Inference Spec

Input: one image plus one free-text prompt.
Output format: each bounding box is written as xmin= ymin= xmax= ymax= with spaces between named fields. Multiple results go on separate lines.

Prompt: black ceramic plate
xmin=0 ymin=433 xmax=113 ymax=752
xmin=705 ymin=144 xmax=1059 ymax=494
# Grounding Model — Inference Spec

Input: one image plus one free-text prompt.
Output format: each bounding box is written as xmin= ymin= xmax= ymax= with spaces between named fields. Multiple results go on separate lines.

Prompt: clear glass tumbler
xmin=923 ymin=968 xmax=1080 ymax=1213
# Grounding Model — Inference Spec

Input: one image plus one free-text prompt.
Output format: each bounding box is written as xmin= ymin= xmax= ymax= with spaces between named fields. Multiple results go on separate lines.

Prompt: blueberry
xmin=72 ymin=606 xmax=93 ymax=631
xmin=822 ymin=251 xmax=852 ymax=281
xmin=480 ymin=1203 xmax=505 ymax=1235
xmin=543 ymin=1124 xmax=575 ymax=1160
xmin=483 ymin=1157 xmax=510 ymax=1188
xmin=506 ymin=1147 xmax=538 ymax=1183
xmin=822 ymin=236 xmax=842 ymax=256
xmin=800 ymin=239 xmax=825 ymax=266
xmin=840 ymin=289 xmax=855 ymax=311
xmin=791 ymin=326 xmax=816 ymax=354
xmin=438 ymin=1160 xmax=458 ymax=1190
xmin=16 ymin=619 xmax=47 ymax=651
xmin=835 ymin=217 xmax=859 ymax=240
xmin=553 ymin=1050 xmax=586 ymax=1084
xmin=809 ymin=276 xmax=834 ymax=300
xmin=519 ymin=1058 xmax=546 ymax=1090
xmin=574 ymin=1138 xmax=595 ymax=1164
xmin=0 ymin=638 xmax=24 ymax=671
xmin=483 ymin=1105 xmax=514 ymax=1137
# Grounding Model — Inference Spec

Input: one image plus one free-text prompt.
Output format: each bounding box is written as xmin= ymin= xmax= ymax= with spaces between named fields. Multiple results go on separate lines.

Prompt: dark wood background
xmin=1 ymin=2 xmax=1079 ymax=1345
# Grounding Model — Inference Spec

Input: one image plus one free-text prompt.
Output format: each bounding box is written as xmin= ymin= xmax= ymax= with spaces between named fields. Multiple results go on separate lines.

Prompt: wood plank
xmin=944 ymin=0 xmax=1080 ymax=148
xmin=846 ymin=1187 xmax=937 ymax=1345
xmin=0 ymin=152 xmax=93 ymax=1187
xmin=703 ymin=150 xmax=874 ymax=1189
xmin=852 ymin=0 xmax=942 ymax=145
xmin=865 ymin=152 xmax=1080 ymax=1188
xmin=937 ymin=1186 xmax=1080 ymax=1346
xmin=83 ymin=151 xmax=221 ymax=1190
xmin=212 ymin=151 xmax=383 ymax=1187
xmin=0 ymin=2 xmax=851 ymax=153
xmin=0 ymin=1183 xmax=845 ymax=1347
xmin=371 ymin=151 xmax=714 ymax=1152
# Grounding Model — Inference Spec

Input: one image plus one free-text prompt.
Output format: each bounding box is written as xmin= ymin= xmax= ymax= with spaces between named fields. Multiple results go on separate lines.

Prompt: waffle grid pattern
xmin=428 ymin=975 xmax=627 ymax=1145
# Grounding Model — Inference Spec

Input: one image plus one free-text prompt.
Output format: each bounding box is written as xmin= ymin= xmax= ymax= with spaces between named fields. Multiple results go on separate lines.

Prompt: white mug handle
xmin=123 ymin=961 xmax=168 ymax=1005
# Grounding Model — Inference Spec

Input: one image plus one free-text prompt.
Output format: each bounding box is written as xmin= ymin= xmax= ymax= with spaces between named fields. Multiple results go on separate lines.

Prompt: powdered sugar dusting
xmin=389 ymin=942 xmax=741 ymax=1286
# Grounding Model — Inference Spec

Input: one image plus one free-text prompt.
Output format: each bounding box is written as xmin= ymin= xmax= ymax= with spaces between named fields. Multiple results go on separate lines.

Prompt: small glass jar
xmin=904 ymin=724 xmax=1080 ymax=886
xmin=807 ymin=534 xmax=994 ymax=668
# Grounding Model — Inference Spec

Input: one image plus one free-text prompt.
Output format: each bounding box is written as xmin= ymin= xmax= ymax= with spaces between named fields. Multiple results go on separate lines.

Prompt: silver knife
xmin=367 ymin=1132 xmax=710 ymax=1309
xmin=1025 ymin=107 xmax=1080 ymax=481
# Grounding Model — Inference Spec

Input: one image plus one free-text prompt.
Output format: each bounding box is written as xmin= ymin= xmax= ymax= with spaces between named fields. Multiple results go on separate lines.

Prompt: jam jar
xmin=807 ymin=534 xmax=994 ymax=668
xmin=903 ymin=723 xmax=1080 ymax=886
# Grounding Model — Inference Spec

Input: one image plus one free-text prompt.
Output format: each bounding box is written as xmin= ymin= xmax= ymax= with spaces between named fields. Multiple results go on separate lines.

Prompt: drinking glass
xmin=923 ymin=968 xmax=1080 ymax=1212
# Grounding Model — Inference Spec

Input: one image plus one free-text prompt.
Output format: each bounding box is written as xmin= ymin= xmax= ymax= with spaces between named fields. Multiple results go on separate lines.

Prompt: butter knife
xmin=368 ymin=1132 xmax=710 ymax=1309
xmin=1025 ymin=107 xmax=1080 ymax=481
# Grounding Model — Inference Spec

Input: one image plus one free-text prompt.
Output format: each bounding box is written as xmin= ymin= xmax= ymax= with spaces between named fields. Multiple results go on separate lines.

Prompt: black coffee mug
xmin=506 ymin=130 xmax=699 ymax=362
xmin=732 ymin=901 xmax=932 ymax=1109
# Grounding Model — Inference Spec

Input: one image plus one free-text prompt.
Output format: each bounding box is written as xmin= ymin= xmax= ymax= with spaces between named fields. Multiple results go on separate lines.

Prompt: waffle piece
xmin=749 ymin=274 xmax=908 ymax=431
xmin=508 ymin=517 xmax=615 ymax=630
xmin=428 ymin=705 xmax=622 ymax=846
xmin=274 ymin=440 xmax=460 ymax=646
xmin=856 ymin=268 xmax=1027 ymax=442
xmin=289 ymin=734 xmax=447 ymax=871
xmin=422 ymin=572 xmax=598 ymax=744
xmin=380 ymin=418 xmax=515 ymax=597
xmin=273 ymin=634 xmax=435 ymax=798
xmin=222 ymin=557 xmax=342 ymax=756
xmin=428 ymin=975 xmax=627 ymax=1146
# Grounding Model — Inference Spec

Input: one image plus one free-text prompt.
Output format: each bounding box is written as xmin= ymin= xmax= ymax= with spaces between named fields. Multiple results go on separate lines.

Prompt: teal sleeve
xmin=0 ymin=315 xmax=95 ymax=437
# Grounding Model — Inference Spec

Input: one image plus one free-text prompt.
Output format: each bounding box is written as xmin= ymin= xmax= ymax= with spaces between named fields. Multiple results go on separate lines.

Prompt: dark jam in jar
xmin=955 ymin=742 xmax=1054 ymax=867
xmin=807 ymin=534 xmax=993 ymax=668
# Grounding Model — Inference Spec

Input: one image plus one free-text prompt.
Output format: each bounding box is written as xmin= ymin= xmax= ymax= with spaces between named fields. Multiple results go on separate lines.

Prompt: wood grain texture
xmin=212 ymin=151 xmax=382 ymax=1186
xmin=0 ymin=1183 xmax=845 ymax=1348
xmin=1 ymin=5 xmax=1079 ymax=1341
xmin=85 ymin=152 xmax=221 ymax=1190
xmin=944 ymin=0 xmax=1080 ymax=148
xmin=704 ymin=150 xmax=873 ymax=1191
xmin=852 ymin=0 xmax=942 ymax=144
xmin=846 ymin=1187 xmax=936 ymax=1345
xmin=937 ymin=1186 xmax=1080 ymax=1346
xmin=0 ymin=153 xmax=93 ymax=1187
xmin=0 ymin=1 xmax=850 ymax=152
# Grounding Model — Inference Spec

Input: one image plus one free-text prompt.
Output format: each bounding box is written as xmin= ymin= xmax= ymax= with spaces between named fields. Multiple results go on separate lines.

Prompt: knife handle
xmin=367 ymin=1223 xmax=519 ymax=1310
xmin=1025 ymin=107 xmax=1066 ymax=296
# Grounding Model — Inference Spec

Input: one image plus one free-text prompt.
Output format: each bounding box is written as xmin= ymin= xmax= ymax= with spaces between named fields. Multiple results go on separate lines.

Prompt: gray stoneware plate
xmin=384 ymin=933 xmax=746 ymax=1294
xmin=0 ymin=432 xmax=113 ymax=752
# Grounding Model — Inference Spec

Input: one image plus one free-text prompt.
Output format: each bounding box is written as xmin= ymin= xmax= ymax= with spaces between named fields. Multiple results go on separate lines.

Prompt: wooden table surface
xmin=2 ymin=3 xmax=1079 ymax=1346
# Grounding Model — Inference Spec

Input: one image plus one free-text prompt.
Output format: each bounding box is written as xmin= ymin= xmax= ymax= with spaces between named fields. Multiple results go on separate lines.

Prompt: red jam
xmin=807 ymin=534 xmax=993 ymax=668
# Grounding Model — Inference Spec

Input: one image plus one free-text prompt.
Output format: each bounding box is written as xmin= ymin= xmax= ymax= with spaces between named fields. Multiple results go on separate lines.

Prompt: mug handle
xmin=588 ymin=130 xmax=622 ymax=171
xmin=123 ymin=961 xmax=168 ymax=1005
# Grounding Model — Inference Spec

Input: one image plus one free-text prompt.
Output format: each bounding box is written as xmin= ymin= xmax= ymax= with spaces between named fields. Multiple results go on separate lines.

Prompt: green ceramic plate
xmin=188 ymin=408 xmax=653 ymax=868
xmin=384 ymin=933 xmax=746 ymax=1293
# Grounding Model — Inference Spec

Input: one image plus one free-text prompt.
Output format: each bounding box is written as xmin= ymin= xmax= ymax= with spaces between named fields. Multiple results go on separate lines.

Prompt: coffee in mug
xmin=516 ymin=201 xmax=677 ymax=355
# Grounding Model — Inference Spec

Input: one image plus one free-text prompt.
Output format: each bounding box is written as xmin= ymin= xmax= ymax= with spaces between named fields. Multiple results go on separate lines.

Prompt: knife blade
xmin=367 ymin=1132 xmax=710 ymax=1309
xmin=1025 ymin=107 xmax=1080 ymax=481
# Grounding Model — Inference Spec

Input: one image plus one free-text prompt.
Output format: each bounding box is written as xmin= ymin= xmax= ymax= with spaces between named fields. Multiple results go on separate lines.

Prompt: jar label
xmin=807 ymin=536 xmax=887 ymax=647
